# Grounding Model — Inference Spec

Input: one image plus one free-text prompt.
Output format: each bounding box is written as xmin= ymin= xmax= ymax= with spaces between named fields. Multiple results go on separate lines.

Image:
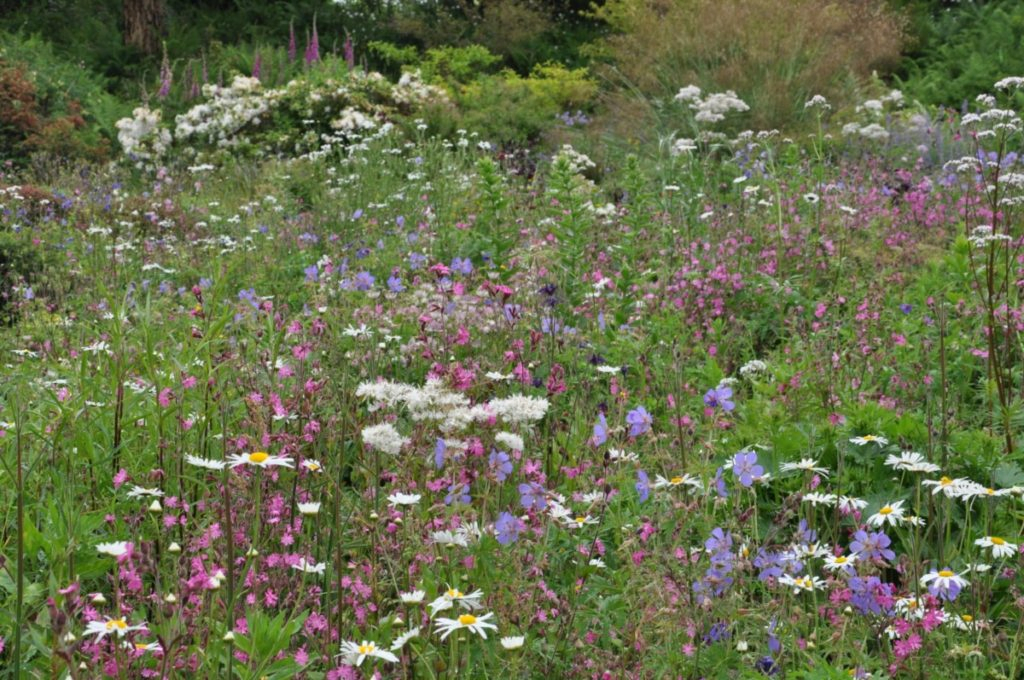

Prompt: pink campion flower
xmin=181 ymin=375 xmax=197 ymax=389
xmin=56 ymin=387 xmax=70 ymax=402
xmin=894 ymin=634 xmax=922 ymax=659
xmin=158 ymin=388 xmax=174 ymax=408
xmin=113 ymin=468 xmax=129 ymax=489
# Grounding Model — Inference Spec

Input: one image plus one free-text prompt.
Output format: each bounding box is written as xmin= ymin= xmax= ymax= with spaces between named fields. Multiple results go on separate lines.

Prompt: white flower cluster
xmin=115 ymin=107 xmax=172 ymax=167
xmin=392 ymin=70 xmax=449 ymax=107
xmin=675 ymin=85 xmax=750 ymax=124
xmin=361 ymin=422 xmax=410 ymax=455
xmin=739 ymin=359 xmax=770 ymax=381
xmin=175 ymin=76 xmax=277 ymax=149
xmin=553 ymin=144 xmax=596 ymax=175
xmin=842 ymin=122 xmax=889 ymax=143
xmin=968 ymin=225 xmax=1012 ymax=249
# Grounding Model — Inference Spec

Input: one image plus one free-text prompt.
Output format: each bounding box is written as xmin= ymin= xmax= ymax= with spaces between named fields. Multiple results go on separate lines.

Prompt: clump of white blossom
xmin=115 ymin=107 xmax=172 ymax=168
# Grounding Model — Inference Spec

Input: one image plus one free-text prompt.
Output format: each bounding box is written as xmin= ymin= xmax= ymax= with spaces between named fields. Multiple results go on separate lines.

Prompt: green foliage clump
xmin=897 ymin=0 xmax=1024 ymax=106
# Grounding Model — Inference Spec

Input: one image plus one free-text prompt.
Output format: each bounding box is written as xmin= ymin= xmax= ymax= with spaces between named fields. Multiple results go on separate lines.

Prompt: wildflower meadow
xmin=3 ymin=3 xmax=1024 ymax=678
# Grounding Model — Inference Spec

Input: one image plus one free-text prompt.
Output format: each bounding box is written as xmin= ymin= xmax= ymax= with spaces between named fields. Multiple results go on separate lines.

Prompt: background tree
xmin=123 ymin=0 xmax=164 ymax=54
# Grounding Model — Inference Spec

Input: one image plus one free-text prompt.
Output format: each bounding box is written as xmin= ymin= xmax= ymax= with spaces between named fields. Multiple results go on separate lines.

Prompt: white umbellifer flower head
xmin=227 ymin=451 xmax=294 ymax=469
xmin=495 ymin=431 xmax=525 ymax=452
xmin=85 ymin=617 xmax=147 ymax=640
xmin=671 ymin=138 xmax=697 ymax=155
xmin=97 ymin=541 xmax=130 ymax=558
xmin=297 ymin=502 xmax=321 ymax=516
xmin=804 ymin=94 xmax=830 ymax=110
xmin=487 ymin=395 xmax=549 ymax=424
xmin=361 ymin=423 xmax=410 ymax=455
xmin=867 ymin=500 xmax=906 ymax=527
xmin=975 ymin=536 xmax=1018 ymax=559
xmin=674 ymin=85 xmax=702 ymax=103
xmin=434 ymin=612 xmax=499 ymax=640
xmin=339 ymin=640 xmax=399 ymax=666
xmin=500 ymin=635 xmax=525 ymax=650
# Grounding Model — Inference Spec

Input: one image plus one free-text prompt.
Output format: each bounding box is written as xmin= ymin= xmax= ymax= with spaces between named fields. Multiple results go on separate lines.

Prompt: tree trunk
xmin=123 ymin=0 xmax=165 ymax=55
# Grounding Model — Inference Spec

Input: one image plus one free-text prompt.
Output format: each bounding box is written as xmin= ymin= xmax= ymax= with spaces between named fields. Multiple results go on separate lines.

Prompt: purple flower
xmin=849 ymin=575 xmax=893 ymax=615
xmin=304 ymin=264 xmax=319 ymax=283
xmin=704 ymin=385 xmax=735 ymax=412
xmin=444 ymin=483 xmax=470 ymax=506
xmin=489 ymin=449 xmax=513 ymax=482
xmin=495 ymin=511 xmax=522 ymax=545
xmin=518 ymin=482 xmax=547 ymax=511
xmin=387 ymin=274 xmax=405 ymax=293
xmin=592 ymin=413 xmax=608 ymax=446
xmin=434 ymin=438 xmax=446 ymax=469
xmin=408 ymin=252 xmax=426 ymax=270
xmin=705 ymin=527 xmax=733 ymax=555
xmin=626 ymin=406 xmax=653 ymax=437
xmin=850 ymin=530 xmax=895 ymax=562
xmin=713 ymin=466 xmax=729 ymax=498
xmin=636 ymin=470 xmax=650 ymax=503
xmin=354 ymin=271 xmax=375 ymax=291
xmin=450 ymin=257 xmax=473 ymax=275
xmin=731 ymin=451 xmax=763 ymax=487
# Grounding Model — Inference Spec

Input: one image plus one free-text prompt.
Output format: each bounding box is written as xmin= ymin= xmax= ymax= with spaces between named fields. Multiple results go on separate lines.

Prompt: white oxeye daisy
xmin=823 ymin=553 xmax=858 ymax=573
xmin=84 ymin=617 xmax=147 ymax=640
xmin=975 ymin=536 xmax=1018 ymax=559
xmin=185 ymin=454 xmax=227 ymax=470
xmin=884 ymin=451 xmax=940 ymax=473
xmin=434 ymin=612 xmax=499 ymax=640
xmin=297 ymin=502 xmax=321 ymax=516
xmin=867 ymin=500 xmax=907 ymax=527
xmin=922 ymin=476 xmax=970 ymax=498
xmin=837 ymin=496 xmax=868 ymax=512
xmin=653 ymin=474 xmax=703 ymax=491
xmin=428 ymin=587 xmax=483 ymax=616
xmin=290 ymin=558 xmax=326 ymax=575
xmin=97 ymin=541 xmax=130 ymax=558
xmin=564 ymin=514 xmax=599 ymax=529
xmin=387 ymin=492 xmax=422 ymax=507
xmin=920 ymin=568 xmax=969 ymax=593
xmin=802 ymin=492 xmax=838 ymax=507
xmin=390 ymin=627 xmax=420 ymax=651
xmin=779 ymin=458 xmax=829 ymax=477
xmin=400 ymin=590 xmax=426 ymax=604
xmin=227 ymin=451 xmax=294 ymax=468
xmin=948 ymin=614 xmax=984 ymax=631
xmin=126 ymin=485 xmax=164 ymax=499
xmin=339 ymin=640 xmax=399 ymax=666
xmin=128 ymin=641 xmax=162 ymax=653
xmin=779 ymin=574 xmax=825 ymax=594
xmin=850 ymin=434 xmax=888 ymax=446
xmin=500 ymin=635 xmax=525 ymax=650
xmin=301 ymin=459 xmax=323 ymax=473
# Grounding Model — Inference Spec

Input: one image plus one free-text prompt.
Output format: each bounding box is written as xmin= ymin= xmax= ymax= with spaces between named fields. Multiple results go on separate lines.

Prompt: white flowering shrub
xmin=114 ymin=106 xmax=172 ymax=169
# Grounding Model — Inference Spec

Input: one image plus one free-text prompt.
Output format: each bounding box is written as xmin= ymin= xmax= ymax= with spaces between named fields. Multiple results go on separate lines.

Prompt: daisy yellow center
xmin=134 ymin=643 xmax=150 ymax=651
xmin=670 ymin=476 xmax=684 ymax=485
xmin=358 ymin=643 xmax=375 ymax=654
xmin=962 ymin=615 xmax=973 ymax=622
xmin=985 ymin=488 xmax=996 ymax=495
xmin=447 ymin=588 xmax=462 ymax=598
xmin=106 ymin=619 xmax=127 ymax=631
xmin=796 ymin=578 xmax=809 ymax=587
xmin=939 ymin=476 xmax=953 ymax=486
xmin=458 ymin=614 xmax=477 ymax=625
xmin=879 ymin=506 xmax=893 ymax=515
xmin=249 ymin=452 xmax=269 ymax=463
xmin=575 ymin=516 xmax=586 ymax=524
xmin=863 ymin=435 xmax=878 ymax=441
xmin=938 ymin=569 xmax=954 ymax=578
xmin=907 ymin=599 xmax=917 ymax=608
xmin=308 ymin=463 xmax=320 ymax=470
xmin=835 ymin=556 xmax=847 ymax=564
xmin=991 ymin=537 xmax=1006 ymax=545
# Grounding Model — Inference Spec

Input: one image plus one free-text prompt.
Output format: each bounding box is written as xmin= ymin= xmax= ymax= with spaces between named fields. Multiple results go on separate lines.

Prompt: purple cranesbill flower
xmin=848 ymin=575 xmax=894 ymax=615
xmin=754 ymin=549 xmax=784 ymax=582
xmin=450 ymin=257 xmax=473 ymax=275
xmin=495 ymin=511 xmax=522 ymax=545
xmin=703 ymin=622 xmax=731 ymax=644
xmin=387 ymin=274 xmax=405 ymax=293
xmin=518 ymin=482 xmax=547 ymax=511
xmin=850 ymin=530 xmax=895 ymax=562
xmin=626 ymin=406 xmax=653 ymax=437
xmin=713 ymin=466 xmax=729 ymax=498
xmin=705 ymin=527 xmax=733 ymax=555
xmin=731 ymin=450 xmax=763 ymax=487
xmin=704 ymin=385 xmax=735 ymax=412
xmin=444 ymin=483 xmax=470 ymax=506
xmin=408 ymin=252 xmax=426 ymax=270
xmin=434 ymin=438 xmax=446 ymax=469
xmin=354 ymin=271 xmax=375 ymax=291
xmin=592 ymin=413 xmax=608 ymax=446
xmin=636 ymin=470 xmax=650 ymax=503
xmin=304 ymin=264 xmax=319 ymax=283
xmin=899 ymin=303 xmax=913 ymax=314
xmin=488 ymin=449 xmax=512 ymax=482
